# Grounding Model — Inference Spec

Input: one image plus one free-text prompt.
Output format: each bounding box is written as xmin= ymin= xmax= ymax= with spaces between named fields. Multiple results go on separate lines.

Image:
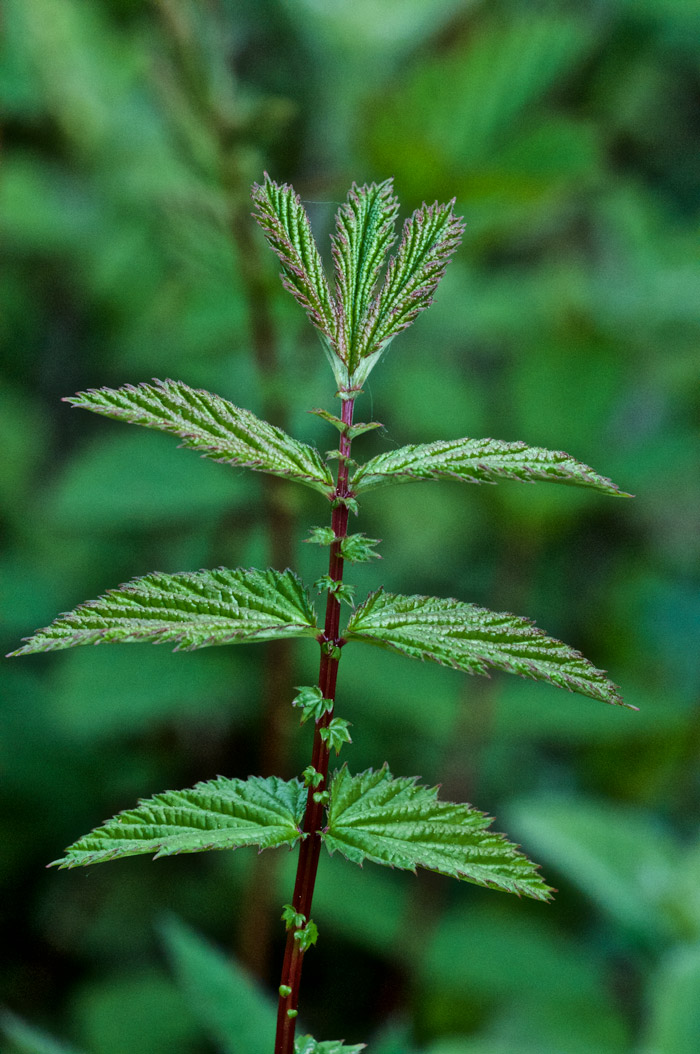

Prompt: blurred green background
xmin=1 ymin=0 xmax=699 ymax=1052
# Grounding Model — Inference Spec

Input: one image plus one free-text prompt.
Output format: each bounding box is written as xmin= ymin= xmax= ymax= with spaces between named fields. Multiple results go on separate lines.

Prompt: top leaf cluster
xmin=251 ymin=175 xmax=465 ymax=393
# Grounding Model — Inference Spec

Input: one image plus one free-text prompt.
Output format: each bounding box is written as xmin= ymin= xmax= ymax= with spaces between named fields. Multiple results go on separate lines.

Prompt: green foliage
xmin=295 ymin=1038 xmax=365 ymax=1054
xmin=351 ymin=437 xmax=630 ymax=496
xmin=318 ymin=718 xmax=353 ymax=755
xmin=0 ymin=1013 xmax=85 ymax=1054
xmin=324 ymin=766 xmax=552 ymax=901
xmin=251 ymin=175 xmax=338 ymax=357
xmin=52 ymin=775 xmax=307 ymax=868
xmin=331 ymin=179 xmax=399 ymax=376
xmin=339 ymin=533 xmax=382 ymax=563
xmin=313 ymin=575 xmax=356 ymax=606
xmin=293 ymin=685 xmax=333 ymax=724
xmin=9 ymin=568 xmax=318 ymax=655
xmin=67 ymin=380 xmax=335 ymax=496
xmin=345 ymin=590 xmax=625 ymax=705
xmin=254 ymin=176 xmax=463 ymax=391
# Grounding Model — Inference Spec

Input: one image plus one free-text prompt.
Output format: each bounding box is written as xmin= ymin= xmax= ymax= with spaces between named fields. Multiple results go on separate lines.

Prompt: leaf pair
xmin=252 ymin=174 xmax=465 ymax=391
xmin=9 ymin=566 xmax=626 ymax=708
xmin=51 ymin=766 xmax=553 ymax=902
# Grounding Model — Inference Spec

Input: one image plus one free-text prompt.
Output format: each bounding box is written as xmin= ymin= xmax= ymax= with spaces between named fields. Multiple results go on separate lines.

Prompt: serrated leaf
xmin=360 ymin=200 xmax=465 ymax=364
xmin=351 ymin=437 xmax=631 ymax=497
xmin=65 ymin=379 xmax=334 ymax=496
xmin=51 ymin=774 xmax=307 ymax=868
xmin=345 ymin=590 xmax=626 ymax=706
xmin=331 ymin=179 xmax=399 ymax=375
xmin=251 ymin=174 xmax=337 ymax=351
xmin=296 ymin=1037 xmax=366 ymax=1054
xmin=324 ymin=766 xmax=552 ymax=900
xmin=9 ymin=567 xmax=318 ymax=656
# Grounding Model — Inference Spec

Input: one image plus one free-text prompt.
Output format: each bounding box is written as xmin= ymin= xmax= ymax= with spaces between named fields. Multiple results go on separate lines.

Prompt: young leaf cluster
xmin=252 ymin=173 xmax=465 ymax=392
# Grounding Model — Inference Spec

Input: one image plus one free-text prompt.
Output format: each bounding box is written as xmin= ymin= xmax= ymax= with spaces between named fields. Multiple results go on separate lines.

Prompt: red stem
xmin=274 ymin=397 xmax=355 ymax=1054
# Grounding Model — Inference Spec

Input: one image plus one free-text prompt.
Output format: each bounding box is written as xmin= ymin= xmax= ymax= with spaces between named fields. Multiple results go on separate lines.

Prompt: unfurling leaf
xmin=313 ymin=576 xmax=355 ymax=607
xmin=52 ymin=776 xmax=307 ymax=868
xmin=351 ymin=436 xmax=630 ymax=496
xmin=302 ymin=766 xmax=323 ymax=789
xmin=251 ymin=174 xmax=337 ymax=350
xmin=324 ymin=766 xmax=552 ymax=901
xmin=9 ymin=568 xmax=318 ymax=655
xmin=293 ymin=685 xmax=333 ymax=724
xmin=282 ymin=904 xmax=307 ymax=931
xmin=254 ymin=178 xmax=463 ymax=390
xmin=65 ymin=380 xmax=335 ymax=496
xmin=345 ymin=590 xmax=627 ymax=706
xmin=310 ymin=408 xmax=383 ymax=439
xmin=319 ymin=718 xmax=352 ymax=755
xmin=295 ymin=1038 xmax=366 ymax=1054
xmin=294 ymin=919 xmax=319 ymax=952
xmin=305 ymin=526 xmax=337 ymax=547
xmin=339 ymin=533 xmax=381 ymax=563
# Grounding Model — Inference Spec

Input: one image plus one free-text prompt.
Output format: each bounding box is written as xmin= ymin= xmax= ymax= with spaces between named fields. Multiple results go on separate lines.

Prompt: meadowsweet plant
xmin=10 ymin=176 xmax=633 ymax=1054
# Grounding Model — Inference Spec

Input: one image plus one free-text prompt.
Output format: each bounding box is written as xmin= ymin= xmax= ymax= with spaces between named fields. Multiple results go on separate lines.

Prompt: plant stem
xmin=274 ymin=396 xmax=356 ymax=1054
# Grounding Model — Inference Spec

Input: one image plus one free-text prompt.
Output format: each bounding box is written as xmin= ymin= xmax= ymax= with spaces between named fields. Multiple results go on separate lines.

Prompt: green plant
xmin=9 ymin=175 xmax=633 ymax=1054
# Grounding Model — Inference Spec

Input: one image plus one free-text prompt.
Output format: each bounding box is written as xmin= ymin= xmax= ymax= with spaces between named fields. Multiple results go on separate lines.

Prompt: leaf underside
xmin=351 ymin=437 xmax=630 ymax=497
xmin=324 ymin=766 xmax=552 ymax=901
xmin=52 ymin=775 xmax=307 ymax=868
xmin=65 ymin=379 xmax=335 ymax=496
xmin=345 ymin=590 xmax=626 ymax=706
xmin=9 ymin=567 xmax=318 ymax=656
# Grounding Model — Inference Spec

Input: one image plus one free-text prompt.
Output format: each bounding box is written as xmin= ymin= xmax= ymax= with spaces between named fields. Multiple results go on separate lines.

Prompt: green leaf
xmin=9 ymin=567 xmax=319 ymax=655
xmin=306 ymin=526 xmax=337 ymax=546
xmin=324 ymin=766 xmax=552 ymax=900
xmin=51 ymin=774 xmax=307 ymax=868
xmin=319 ymin=717 xmax=352 ymax=754
xmin=293 ymin=685 xmax=333 ymax=724
xmin=66 ymin=379 xmax=335 ymax=496
xmin=251 ymin=174 xmax=337 ymax=354
xmin=309 ymin=407 xmax=383 ymax=439
xmin=331 ymin=179 xmax=399 ymax=376
xmin=345 ymin=590 xmax=626 ymax=706
xmin=314 ymin=575 xmax=355 ymax=606
xmin=360 ymin=200 xmax=465 ymax=368
xmin=161 ymin=916 xmax=276 ymax=1054
xmin=339 ymin=533 xmax=382 ymax=563
xmin=294 ymin=919 xmax=319 ymax=952
xmin=296 ymin=1037 xmax=366 ymax=1054
xmin=642 ymin=943 xmax=700 ymax=1054
xmin=351 ymin=437 xmax=631 ymax=497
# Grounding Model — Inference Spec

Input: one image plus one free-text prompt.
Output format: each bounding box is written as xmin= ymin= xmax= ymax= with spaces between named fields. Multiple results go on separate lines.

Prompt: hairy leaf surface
xmin=361 ymin=200 xmax=465 ymax=361
xmin=252 ymin=175 xmax=337 ymax=349
xmin=351 ymin=437 xmax=630 ymax=496
xmin=66 ymin=380 xmax=334 ymax=496
xmin=10 ymin=568 xmax=318 ymax=655
xmin=52 ymin=775 xmax=307 ymax=868
xmin=345 ymin=591 xmax=625 ymax=706
xmin=324 ymin=766 xmax=552 ymax=900
xmin=331 ymin=179 xmax=398 ymax=374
